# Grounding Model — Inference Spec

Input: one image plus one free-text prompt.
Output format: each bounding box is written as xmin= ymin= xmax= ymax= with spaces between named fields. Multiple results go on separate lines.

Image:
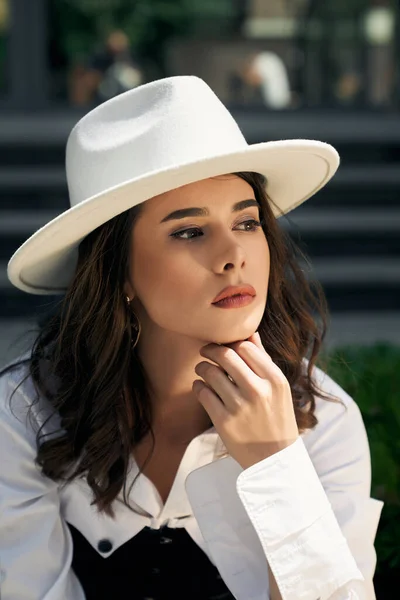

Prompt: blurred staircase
xmin=0 ymin=109 xmax=400 ymax=362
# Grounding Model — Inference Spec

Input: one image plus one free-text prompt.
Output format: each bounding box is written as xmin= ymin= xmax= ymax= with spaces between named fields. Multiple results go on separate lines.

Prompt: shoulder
xmin=302 ymin=356 xmax=361 ymax=423
xmin=0 ymin=353 xmax=61 ymax=439
xmin=301 ymin=358 xmax=371 ymax=485
xmin=0 ymin=354 xmax=34 ymax=419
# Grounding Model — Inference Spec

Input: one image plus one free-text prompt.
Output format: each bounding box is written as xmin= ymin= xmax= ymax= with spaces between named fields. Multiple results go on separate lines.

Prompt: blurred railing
xmin=0 ymin=108 xmax=399 ymax=362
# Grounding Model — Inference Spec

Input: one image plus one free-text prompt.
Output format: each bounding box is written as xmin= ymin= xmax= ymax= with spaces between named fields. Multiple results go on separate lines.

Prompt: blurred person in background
xmin=363 ymin=0 xmax=396 ymax=108
xmin=231 ymin=51 xmax=294 ymax=109
xmin=243 ymin=51 xmax=293 ymax=109
xmin=71 ymin=29 xmax=144 ymax=106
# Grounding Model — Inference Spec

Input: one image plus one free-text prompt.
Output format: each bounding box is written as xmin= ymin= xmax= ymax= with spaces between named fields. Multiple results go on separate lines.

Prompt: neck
xmin=134 ymin=324 xmax=214 ymax=443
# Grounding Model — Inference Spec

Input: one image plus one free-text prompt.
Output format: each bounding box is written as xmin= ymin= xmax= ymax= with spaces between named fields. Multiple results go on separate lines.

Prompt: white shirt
xmin=0 ymin=357 xmax=384 ymax=600
xmin=252 ymin=52 xmax=292 ymax=109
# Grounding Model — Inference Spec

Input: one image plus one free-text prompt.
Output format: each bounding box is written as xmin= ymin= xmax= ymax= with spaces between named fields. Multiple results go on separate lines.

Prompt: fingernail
xmin=193 ymin=380 xmax=203 ymax=393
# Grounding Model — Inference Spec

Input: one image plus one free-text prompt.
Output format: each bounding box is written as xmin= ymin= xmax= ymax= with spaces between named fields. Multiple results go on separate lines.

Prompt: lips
xmin=212 ymin=284 xmax=256 ymax=304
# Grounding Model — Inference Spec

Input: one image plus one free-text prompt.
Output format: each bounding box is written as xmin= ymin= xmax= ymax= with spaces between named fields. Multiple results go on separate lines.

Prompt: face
xmin=125 ymin=174 xmax=270 ymax=345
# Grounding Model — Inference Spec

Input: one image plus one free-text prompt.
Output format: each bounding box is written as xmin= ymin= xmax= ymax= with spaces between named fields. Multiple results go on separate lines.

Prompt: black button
xmin=159 ymin=536 xmax=172 ymax=544
xmin=98 ymin=539 xmax=113 ymax=553
xmin=150 ymin=567 xmax=161 ymax=575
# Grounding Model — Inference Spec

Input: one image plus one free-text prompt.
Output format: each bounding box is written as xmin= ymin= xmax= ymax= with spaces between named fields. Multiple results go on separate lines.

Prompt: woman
xmin=0 ymin=76 xmax=383 ymax=600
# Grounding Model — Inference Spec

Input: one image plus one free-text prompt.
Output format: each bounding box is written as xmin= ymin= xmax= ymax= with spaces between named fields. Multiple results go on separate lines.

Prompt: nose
xmin=212 ymin=236 xmax=246 ymax=274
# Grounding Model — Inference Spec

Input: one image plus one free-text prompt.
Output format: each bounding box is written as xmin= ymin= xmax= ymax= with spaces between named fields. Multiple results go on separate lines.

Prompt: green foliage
xmin=53 ymin=0 xmax=183 ymax=63
xmin=52 ymin=0 xmax=238 ymax=69
xmin=317 ymin=343 xmax=400 ymax=572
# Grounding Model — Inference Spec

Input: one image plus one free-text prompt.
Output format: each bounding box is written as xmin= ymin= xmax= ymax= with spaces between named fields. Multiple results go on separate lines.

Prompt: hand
xmin=193 ymin=332 xmax=299 ymax=469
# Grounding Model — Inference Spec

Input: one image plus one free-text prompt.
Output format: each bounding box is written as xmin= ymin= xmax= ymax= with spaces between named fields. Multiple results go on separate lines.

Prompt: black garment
xmin=87 ymin=49 xmax=143 ymax=102
xmin=87 ymin=49 xmax=133 ymax=75
xmin=67 ymin=523 xmax=236 ymax=600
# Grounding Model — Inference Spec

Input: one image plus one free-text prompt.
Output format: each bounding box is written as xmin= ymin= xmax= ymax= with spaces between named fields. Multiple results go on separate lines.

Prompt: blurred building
xmin=1 ymin=0 xmax=400 ymax=363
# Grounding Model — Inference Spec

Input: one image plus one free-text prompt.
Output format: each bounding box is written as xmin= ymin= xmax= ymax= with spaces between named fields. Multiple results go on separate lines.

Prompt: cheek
xmin=255 ymin=236 xmax=270 ymax=275
xmin=265 ymin=240 xmax=271 ymax=272
xmin=133 ymin=246 xmax=200 ymax=306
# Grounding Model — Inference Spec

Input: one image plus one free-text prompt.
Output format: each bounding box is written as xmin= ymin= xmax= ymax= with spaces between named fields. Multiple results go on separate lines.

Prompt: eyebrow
xmin=160 ymin=199 xmax=259 ymax=223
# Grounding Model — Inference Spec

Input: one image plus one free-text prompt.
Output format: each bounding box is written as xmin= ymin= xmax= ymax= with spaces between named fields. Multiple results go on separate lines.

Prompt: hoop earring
xmin=125 ymin=295 xmax=141 ymax=349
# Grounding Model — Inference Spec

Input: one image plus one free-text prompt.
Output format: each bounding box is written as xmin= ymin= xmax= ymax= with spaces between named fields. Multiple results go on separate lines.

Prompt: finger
xmin=225 ymin=340 xmax=270 ymax=379
xmin=246 ymin=331 xmax=265 ymax=352
xmin=194 ymin=361 xmax=242 ymax=412
xmin=199 ymin=346 xmax=261 ymax=398
xmin=210 ymin=340 xmax=286 ymax=391
xmin=192 ymin=379 xmax=227 ymax=422
xmin=227 ymin=340 xmax=284 ymax=386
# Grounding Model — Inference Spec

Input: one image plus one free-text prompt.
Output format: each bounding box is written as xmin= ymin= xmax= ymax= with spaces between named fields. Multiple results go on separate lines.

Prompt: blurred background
xmin=1 ymin=0 xmax=400 ymax=360
xmin=0 ymin=0 xmax=399 ymax=594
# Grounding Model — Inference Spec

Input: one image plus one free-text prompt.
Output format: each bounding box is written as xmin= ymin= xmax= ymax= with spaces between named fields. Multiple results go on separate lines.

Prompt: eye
xmin=170 ymin=218 xmax=264 ymax=240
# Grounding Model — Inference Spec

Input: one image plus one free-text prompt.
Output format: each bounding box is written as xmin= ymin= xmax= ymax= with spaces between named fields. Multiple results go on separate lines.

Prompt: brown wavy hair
xmin=3 ymin=171 xmax=344 ymax=518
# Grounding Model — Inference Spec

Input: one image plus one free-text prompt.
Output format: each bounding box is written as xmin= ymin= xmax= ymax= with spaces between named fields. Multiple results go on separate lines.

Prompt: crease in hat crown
xmin=66 ymin=76 xmax=248 ymax=209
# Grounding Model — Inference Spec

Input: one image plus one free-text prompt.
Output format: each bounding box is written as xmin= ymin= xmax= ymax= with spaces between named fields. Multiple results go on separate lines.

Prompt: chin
xmin=209 ymin=328 xmax=258 ymax=346
xmin=194 ymin=312 xmax=263 ymax=345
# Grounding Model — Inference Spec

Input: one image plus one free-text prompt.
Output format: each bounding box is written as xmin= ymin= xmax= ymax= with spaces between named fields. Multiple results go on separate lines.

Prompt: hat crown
xmin=66 ymin=76 xmax=247 ymax=207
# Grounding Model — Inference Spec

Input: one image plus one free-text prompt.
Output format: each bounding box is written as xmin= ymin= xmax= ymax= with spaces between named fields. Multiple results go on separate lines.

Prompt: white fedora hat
xmin=7 ymin=75 xmax=339 ymax=295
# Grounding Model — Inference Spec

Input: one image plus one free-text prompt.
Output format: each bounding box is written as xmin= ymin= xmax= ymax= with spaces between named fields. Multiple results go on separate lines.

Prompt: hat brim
xmin=7 ymin=139 xmax=339 ymax=295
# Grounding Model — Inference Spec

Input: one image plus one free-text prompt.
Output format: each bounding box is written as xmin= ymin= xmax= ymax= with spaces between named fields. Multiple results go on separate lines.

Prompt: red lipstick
xmin=212 ymin=284 xmax=256 ymax=304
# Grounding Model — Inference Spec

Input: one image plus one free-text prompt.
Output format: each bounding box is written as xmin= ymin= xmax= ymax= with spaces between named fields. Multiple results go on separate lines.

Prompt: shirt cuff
xmin=236 ymin=436 xmax=365 ymax=600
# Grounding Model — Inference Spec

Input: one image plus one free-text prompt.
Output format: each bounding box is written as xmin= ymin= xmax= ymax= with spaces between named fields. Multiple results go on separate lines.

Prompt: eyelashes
xmin=170 ymin=219 xmax=265 ymax=241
